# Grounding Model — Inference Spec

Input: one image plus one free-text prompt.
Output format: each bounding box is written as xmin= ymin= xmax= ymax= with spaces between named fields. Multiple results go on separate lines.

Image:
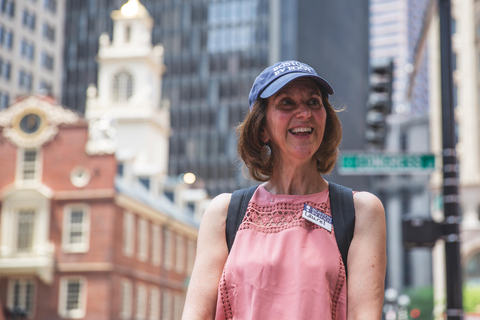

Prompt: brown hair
xmin=237 ymin=92 xmax=343 ymax=182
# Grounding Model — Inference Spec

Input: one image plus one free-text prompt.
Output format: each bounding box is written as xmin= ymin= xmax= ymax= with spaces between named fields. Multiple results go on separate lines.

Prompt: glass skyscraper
xmin=63 ymin=0 xmax=370 ymax=196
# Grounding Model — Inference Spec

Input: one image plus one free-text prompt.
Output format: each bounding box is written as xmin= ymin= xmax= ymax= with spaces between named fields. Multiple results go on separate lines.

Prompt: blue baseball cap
xmin=248 ymin=60 xmax=334 ymax=110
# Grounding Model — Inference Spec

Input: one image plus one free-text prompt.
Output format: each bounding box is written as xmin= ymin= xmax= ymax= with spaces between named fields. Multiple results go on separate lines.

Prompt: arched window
xmin=466 ymin=251 xmax=480 ymax=285
xmin=113 ymin=70 xmax=133 ymax=102
xmin=125 ymin=25 xmax=131 ymax=43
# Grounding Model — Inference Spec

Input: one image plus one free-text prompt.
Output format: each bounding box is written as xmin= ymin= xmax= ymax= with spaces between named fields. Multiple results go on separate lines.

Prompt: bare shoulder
xmin=353 ymin=191 xmax=385 ymax=227
xmin=202 ymin=193 xmax=232 ymax=224
xmin=197 ymin=193 xmax=232 ymax=240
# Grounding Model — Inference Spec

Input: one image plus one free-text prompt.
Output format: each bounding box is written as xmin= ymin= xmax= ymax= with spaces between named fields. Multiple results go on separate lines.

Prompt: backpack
xmin=225 ymin=182 xmax=356 ymax=277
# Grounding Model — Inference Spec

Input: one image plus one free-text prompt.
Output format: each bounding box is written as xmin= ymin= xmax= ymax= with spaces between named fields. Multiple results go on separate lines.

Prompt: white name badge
xmin=302 ymin=203 xmax=332 ymax=232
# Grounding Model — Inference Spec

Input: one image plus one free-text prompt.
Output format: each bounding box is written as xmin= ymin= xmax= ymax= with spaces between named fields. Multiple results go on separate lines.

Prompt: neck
xmin=263 ymin=159 xmax=328 ymax=195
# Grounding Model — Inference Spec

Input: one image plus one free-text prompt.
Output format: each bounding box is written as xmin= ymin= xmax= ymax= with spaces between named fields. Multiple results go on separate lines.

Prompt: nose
xmin=296 ymin=103 xmax=312 ymax=119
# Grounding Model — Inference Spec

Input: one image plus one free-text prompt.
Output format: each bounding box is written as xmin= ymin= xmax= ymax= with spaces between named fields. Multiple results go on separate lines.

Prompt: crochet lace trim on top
xmin=239 ymin=201 xmax=332 ymax=233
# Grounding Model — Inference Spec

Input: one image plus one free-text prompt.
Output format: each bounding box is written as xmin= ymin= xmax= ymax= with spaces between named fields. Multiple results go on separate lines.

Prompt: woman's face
xmin=261 ymin=77 xmax=327 ymax=165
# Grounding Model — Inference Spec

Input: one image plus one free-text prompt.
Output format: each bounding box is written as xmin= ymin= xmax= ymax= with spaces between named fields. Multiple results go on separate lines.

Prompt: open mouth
xmin=289 ymin=127 xmax=313 ymax=135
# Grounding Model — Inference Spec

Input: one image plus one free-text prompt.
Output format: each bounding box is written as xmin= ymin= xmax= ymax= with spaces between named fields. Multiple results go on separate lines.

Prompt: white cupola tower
xmin=85 ymin=0 xmax=170 ymax=194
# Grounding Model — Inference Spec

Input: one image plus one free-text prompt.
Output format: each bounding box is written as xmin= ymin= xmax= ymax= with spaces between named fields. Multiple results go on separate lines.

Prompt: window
xmin=20 ymin=39 xmax=34 ymax=61
xmin=2 ymin=60 xmax=11 ymax=80
xmin=22 ymin=9 xmax=35 ymax=30
xmin=164 ymin=228 xmax=173 ymax=270
xmin=120 ymin=280 xmax=132 ymax=319
xmin=7 ymin=278 xmax=35 ymax=317
xmin=187 ymin=239 xmax=196 ymax=273
xmin=113 ymin=70 xmax=134 ymax=102
xmin=63 ymin=205 xmax=89 ymax=252
xmin=15 ymin=209 xmax=35 ymax=252
xmin=175 ymin=235 xmax=185 ymax=273
xmin=123 ymin=212 xmax=135 ymax=257
xmin=137 ymin=218 xmax=148 ymax=262
xmin=44 ymin=0 xmax=56 ymax=13
xmin=148 ymin=287 xmax=160 ymax=320
xmin=19 ymin=149 xmax=39 ymax=181
xmin=135 ymin=283 xmax=147 ymax=320
xmin=5 ymin=0 xmax=14 ymax=17
xmin=151 ymin=224 xmax=161 ymax=266
xmin=39 ymin=79 xmax=53 ymax=94
xmin=42 ymin=22 xmax=55 ymax=41
xmin=466 ymin=251 xmax=480 ymax=285
xmin=4 ymin=30 xmax=13 ymax=49
xmin=125 ymin=25 xmax=131 ymax=42
xmin=173 ymin=293 xmax=185 ymax=320
xmin=139 ymin=177 xmax=150 ymax=190
xmin=59 ymin=278 xmax=86 ymax=319
xmin=0 ymin=91 xmax=9 ymax=108
xmin=19 ymin=70 xmax=33 ymax=90
xmin=41 ymin=52 xmax=54 ymax=70
xmin=162 ymin=290 xmax=172 ymax=320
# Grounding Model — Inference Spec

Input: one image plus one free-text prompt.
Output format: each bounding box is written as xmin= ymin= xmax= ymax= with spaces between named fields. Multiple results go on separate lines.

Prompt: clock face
xmin=19 ymin=113 xmax=42 ymax=134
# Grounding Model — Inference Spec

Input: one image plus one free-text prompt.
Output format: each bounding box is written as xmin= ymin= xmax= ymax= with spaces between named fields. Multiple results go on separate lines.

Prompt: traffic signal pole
xmin=438 ymin=0 xmax=463 ymax=319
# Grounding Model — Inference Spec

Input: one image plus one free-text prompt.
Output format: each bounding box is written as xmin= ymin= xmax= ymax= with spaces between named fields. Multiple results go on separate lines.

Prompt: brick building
xmin=0 ymin=95 xmax=198 ymax=319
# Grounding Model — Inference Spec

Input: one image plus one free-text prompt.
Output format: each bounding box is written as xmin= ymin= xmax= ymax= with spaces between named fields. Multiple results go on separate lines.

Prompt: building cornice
xmin=115 ymin=193 xmax=198 ymax=238
xmin=53 ymin=188 xmax=116 ymax=201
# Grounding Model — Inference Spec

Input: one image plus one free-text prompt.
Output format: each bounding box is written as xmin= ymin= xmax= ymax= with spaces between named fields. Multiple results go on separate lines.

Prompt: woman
xmin=183 ymin=60 xmax=386 ymax=320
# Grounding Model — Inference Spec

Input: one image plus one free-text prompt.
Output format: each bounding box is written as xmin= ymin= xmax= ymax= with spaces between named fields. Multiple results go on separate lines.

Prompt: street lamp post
xmin=438 ymin=0 xmax=464 ymax=319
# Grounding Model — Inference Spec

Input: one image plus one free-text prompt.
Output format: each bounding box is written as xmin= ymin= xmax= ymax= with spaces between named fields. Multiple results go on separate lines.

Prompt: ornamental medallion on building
xmin=0 ymin=96 xmax=80 ymax=148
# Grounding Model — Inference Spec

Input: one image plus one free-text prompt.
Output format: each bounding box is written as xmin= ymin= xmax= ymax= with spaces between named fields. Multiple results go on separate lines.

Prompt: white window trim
xmin=135 ymin=283 xmax=147 ymax=320
xmin=62 ymin=204 xmax=90 ymax=253
xmin=151 ymin=224 xmax=161 ymax=266
xmin=15 ymin=147 xmax=42 ymax=186
xmin=163 ymin=228 xmax=172 ymax=271
xmin=113 ymin=70 xmax=134 ymax=102
xmin=175 ymin=234 xmax=185 ymax=273
xmin=120 ymin=279 xmax=133 ymax=319
xmin=187 ymin=239 xmax=196 ymax=274
xmin=162 ymin=289 xmax=172 ymax=320
xmin=173 ymin=292 xmax=185 ymax=320
xmin=58 ymin=277 xmax=87 ymax=319
xmin=148 ymin=287 xmax=160 ymax=320
xmin=123 ymin=211 xmax=135 ymax=257
xmin=7 ymin=278 xmax=36 ymax=318
xmin=13 ymin=208 xmax=36 ymax=253
xmin=137 ymin=218 xmax=149 ymax=262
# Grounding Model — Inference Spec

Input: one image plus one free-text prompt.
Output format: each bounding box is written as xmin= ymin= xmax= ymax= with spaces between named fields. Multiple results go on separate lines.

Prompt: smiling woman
xmin=182 ymin=60 xmax=387 ymax=320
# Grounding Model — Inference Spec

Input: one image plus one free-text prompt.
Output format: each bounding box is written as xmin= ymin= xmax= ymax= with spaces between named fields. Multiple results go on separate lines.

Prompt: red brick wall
xmin=32 ymin=273 xmax=112 ymax=320
xmin=42 ymin=125 xmax=116 ymax=191
xmin=51 ymin=199 xmax=117 ymax=263
xmin=0 ymin=130 xmax=17 ymax=190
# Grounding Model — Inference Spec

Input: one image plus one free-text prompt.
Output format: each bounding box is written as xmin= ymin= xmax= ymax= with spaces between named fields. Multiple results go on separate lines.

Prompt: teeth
xmin=290 ymin=127 xmax=313 ymax=134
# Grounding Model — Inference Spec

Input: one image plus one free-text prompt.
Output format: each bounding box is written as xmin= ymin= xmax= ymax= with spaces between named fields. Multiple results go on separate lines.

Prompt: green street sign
xmin=338 ymin=153 xmax=436 ymax=175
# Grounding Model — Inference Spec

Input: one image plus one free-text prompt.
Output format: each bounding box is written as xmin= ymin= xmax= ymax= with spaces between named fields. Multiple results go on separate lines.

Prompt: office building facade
xmin=0 ymin=0 xmax=65 ymax=109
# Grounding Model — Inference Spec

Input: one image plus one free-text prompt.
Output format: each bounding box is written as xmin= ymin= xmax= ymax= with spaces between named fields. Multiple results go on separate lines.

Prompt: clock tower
xmin=85 ymin=0 xmax=170 ymax=195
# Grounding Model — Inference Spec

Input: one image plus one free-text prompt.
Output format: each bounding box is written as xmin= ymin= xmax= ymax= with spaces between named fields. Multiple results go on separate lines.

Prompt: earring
xmin=264 ymin=141 xmax=271 ymax=157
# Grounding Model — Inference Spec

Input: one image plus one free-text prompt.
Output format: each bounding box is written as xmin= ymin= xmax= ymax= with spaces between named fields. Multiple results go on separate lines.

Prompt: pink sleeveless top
xmin=215 ymin=185 xmax=347 ymax=320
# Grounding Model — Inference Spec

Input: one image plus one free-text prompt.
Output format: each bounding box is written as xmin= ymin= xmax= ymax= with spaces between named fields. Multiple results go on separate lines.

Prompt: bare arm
xmin=182 ymin=193 xmax=231 ymax=320
xmin=347 ymin=192 xmax=387 ymax=320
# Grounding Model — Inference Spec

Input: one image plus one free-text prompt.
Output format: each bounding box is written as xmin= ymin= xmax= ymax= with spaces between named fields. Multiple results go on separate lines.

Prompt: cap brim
xmin=259 ymin=73 xmax=334 ymax=99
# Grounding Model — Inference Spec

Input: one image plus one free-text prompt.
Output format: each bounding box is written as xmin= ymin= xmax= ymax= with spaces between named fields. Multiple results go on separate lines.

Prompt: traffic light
xmin=365 ymin=60 xmax=393 ymax=149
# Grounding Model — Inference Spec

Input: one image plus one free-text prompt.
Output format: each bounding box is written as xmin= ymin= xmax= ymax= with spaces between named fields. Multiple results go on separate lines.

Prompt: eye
xmin=308 ymin=98 xmax=322 ymax=108
xmin=278 ymin=98 xmax=295 ymax=108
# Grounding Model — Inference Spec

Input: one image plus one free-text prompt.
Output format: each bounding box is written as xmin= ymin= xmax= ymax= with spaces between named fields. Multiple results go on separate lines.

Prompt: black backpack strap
xmin=226 ymin=185 xmax=259 ymax=253
xmin=328 ymin=182 xmax=356 ymax=278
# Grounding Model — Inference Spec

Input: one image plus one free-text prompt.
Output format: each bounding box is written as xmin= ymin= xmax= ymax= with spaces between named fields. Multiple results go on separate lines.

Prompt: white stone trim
xmin=62 ymin=204 xmax=90 ymax=253
xmin=58 ymin=276 xmax=87 ymax=319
